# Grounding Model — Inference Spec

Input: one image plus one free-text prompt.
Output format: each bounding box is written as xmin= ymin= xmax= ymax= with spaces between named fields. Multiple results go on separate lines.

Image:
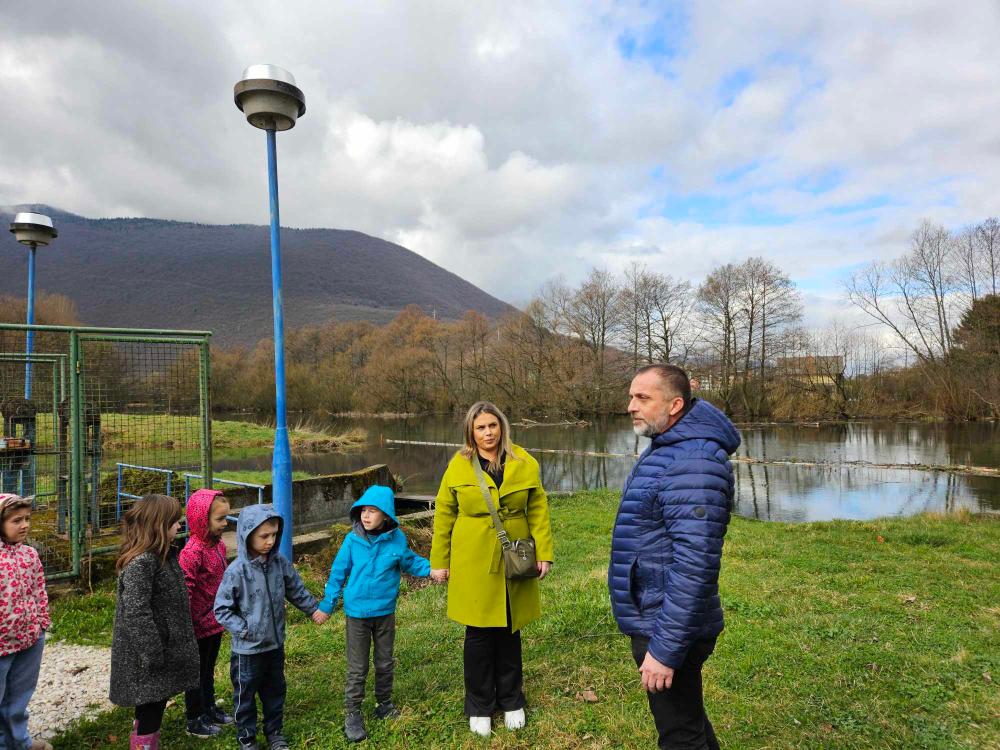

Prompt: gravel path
xmin=29 ymin=638 xmax=113 ymax=740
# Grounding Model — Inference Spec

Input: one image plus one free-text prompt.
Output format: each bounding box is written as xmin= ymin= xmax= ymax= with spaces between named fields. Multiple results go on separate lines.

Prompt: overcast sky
xmin=2 ymin=1 xmax=998 ymax=324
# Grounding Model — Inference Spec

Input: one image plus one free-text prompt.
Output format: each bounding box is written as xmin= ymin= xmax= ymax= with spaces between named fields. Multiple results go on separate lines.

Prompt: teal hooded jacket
xmin=213 ymin=504 xmax=318 ymax=654
xmin=318 ymin=486 xmax=430 ymax=618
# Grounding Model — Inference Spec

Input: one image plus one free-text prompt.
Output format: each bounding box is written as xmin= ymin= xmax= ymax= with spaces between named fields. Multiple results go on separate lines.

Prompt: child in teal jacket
xmin=317 ymin=485 xmax=430 ymax=742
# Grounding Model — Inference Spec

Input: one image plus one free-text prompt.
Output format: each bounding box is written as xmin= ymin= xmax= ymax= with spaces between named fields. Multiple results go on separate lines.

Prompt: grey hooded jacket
xmin=213 ymin=504 xmax=318 ymax=655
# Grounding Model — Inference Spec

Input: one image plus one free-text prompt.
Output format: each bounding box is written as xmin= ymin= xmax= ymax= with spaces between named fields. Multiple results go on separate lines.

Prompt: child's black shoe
xmin=186 ymin=715 xmax=223 ymax=738
xmin=375 ymin=701 xmax=401 ymax=720
xmin=238 ymin=740 xmax=259 ymax=750
xmin=207 ymin=705 xmax=235 ymax=725
xmin=344 ymin=711 xmax=368 ymax=742
xmin=266 ymin=733 xmax=290 ymax=750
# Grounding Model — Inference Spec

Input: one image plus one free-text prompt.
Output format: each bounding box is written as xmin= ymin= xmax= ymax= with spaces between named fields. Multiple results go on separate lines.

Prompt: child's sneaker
xmin=238 ymin=741 xmax=259 ymax=750
xmin=186 ymin=715 xmax=222 ymax=738
xmin=206 ymin=704 xmax=235 ymax=725
xmin=266 ymin=734 xmax=290 ymax=750
xmin=344 ymin=711 xmax=368 ymax=742
xmin=375 ymin=701 xmax=401 ymax=720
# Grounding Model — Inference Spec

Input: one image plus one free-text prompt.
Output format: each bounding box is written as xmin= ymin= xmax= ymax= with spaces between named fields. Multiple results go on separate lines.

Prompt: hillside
xmin=0 ymin=205 xmax=514 ymax=345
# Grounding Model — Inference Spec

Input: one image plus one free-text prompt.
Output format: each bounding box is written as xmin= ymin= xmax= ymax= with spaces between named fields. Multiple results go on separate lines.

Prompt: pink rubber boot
xmin=131 ymin=730 xmax=159 ymax=750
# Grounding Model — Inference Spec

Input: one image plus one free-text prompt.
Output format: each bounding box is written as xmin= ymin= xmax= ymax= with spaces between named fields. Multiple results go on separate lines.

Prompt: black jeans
xmin=231 ymin=647 xmax=286 ymax=743
xmin=134 ymin=699 xmax=167 ymax=735
xmin=345 ymin=614 xmax=396 ymax=711
xmin=630 ymin=636 xmax=720 ymax=750
xmin=463 ymin=602 xmax=526 ymax=717
xmin=185 ymin=632 xmax=223 ymax=719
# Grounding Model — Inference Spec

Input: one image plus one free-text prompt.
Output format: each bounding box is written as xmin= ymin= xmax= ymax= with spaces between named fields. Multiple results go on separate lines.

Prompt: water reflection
xmin=215 ymin=414 xmax=1000 ymax=522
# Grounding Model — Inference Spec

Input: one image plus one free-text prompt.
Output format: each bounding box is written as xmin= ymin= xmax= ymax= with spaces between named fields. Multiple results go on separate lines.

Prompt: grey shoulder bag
xmin=472 ymin=457 xmax=539 ymax=580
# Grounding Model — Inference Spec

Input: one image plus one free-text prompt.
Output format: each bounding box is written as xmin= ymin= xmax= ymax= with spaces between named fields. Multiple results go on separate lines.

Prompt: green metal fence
xmin=0 ymin=323 xmax=212 ymax=579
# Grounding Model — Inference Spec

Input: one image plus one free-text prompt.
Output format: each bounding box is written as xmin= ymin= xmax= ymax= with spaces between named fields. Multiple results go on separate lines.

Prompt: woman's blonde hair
xmin=116 ymin=494 xmax=182 ymax=573
xmin=460 ymin=401 xmax=518 ymax=475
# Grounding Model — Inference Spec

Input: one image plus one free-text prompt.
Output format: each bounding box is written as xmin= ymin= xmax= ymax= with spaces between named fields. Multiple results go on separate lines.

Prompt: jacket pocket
xmin=628 ymin=558 xmax=641 ymax=610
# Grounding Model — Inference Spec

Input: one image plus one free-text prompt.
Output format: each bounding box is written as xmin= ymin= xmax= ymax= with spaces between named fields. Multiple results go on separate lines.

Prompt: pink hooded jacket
xmin=179 ymin=489 xmax=228 ymax=639
xmin=0 ymin=494 xmax=50 ymax=656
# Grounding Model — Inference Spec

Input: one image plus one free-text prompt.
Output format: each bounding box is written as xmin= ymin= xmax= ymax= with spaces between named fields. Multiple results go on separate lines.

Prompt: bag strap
xmin=472 ymin=456 xmax=511 ymax=550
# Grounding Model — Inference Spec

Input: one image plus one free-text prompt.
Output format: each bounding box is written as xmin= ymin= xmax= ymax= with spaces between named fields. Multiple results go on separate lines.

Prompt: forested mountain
xmin=0 ymin=205 xmax=513 ymax=345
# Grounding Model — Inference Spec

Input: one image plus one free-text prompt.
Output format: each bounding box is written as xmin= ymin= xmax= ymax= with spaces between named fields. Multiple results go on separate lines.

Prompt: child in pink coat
xmin=0 ymin=493 xmax=52 ymax=750
xmin=179 ymin=489 xmax=233 ymax=738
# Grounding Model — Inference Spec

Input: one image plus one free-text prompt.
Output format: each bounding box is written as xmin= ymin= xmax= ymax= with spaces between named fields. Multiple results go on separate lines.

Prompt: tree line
xmin=2 ymin=217 xmax=997 ymax=421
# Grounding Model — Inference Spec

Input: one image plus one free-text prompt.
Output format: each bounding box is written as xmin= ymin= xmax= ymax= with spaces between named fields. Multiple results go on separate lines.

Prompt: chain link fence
xmin=0 ymin=324 xmax=211 ymax=579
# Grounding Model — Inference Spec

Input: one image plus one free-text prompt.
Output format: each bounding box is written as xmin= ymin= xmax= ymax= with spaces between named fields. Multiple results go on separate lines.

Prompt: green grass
xmin=28 ymin=412 xmax=366 ymax=451
xmin=48 ymin=492 xmax=1000 ymax=749
xmin=213 ymin=469 xmax=316 ymax=486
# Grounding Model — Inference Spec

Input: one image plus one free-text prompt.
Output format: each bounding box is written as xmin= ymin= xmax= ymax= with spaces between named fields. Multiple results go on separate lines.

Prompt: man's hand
xmin=312 ymin=610 xmax=330 ymax=625
xmin=430 ymin=568 xmax=449 ymax=583
xmin=639 ymin=652 xmax=674 ymax=692
xmin=536 ymin=561 xmax=552 ymax=579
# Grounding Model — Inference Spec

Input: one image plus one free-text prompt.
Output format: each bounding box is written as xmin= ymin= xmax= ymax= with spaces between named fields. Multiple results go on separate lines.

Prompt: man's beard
xmin=632 ymin=420 xmax=657 ymax=438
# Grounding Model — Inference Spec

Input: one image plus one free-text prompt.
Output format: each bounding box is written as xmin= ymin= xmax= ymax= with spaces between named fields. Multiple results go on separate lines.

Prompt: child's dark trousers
xmin=231 ymin=646 xmax=286 ymax=744
xmin=185 ymin=632 xmax=223 ymax=719
xmin=344 ymin=614 xmax=395 ymax=711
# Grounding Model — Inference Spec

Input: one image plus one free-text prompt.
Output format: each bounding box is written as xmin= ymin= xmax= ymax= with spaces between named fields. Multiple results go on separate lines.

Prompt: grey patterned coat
xmin=109 ymin=550 xmax=200 ymax=706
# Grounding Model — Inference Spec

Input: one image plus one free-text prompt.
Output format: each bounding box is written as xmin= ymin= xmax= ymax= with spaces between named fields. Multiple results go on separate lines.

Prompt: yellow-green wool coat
xmin=430 ymin=444 xmax=554 ymax=632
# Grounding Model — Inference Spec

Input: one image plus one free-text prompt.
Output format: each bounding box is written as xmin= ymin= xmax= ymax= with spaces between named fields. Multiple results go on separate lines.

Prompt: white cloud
xmin=1 ymin=0 xmax=998 ymax=317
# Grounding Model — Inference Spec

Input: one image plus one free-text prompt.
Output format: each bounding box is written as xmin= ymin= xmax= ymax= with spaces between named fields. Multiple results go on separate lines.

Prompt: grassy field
xmin=29 ymin=412 xmax=366 ymax=451
xmin=48 ymin=492 xmax=999 ymax=749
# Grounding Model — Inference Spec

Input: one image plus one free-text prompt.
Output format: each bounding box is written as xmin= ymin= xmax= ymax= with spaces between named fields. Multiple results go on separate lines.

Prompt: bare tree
xmin=568 ymin=269 xmax=624 ymax=411
xmin=696 ymin=264 xmax=743 ymax=411
xmin=976 ymin=217 xmax=1000 ymax=296
xmin=649 ymin=274 xmax=695 ymax=365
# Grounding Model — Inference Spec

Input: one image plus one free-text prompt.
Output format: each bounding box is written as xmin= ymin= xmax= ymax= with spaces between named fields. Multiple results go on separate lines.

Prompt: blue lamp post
xmin=9 ymin=212 xmax=58 ymax=400
xmin=234 ymin=64 xmax=305 ymax=561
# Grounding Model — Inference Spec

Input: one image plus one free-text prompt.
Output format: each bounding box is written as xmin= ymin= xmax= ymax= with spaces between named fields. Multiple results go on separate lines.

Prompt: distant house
xmin=775 ymin=355 xmax=845 ymax=387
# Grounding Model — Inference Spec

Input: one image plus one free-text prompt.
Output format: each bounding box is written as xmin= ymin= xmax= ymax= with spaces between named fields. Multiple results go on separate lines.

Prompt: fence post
xmin=199 ymin=337 xmax=213 ymax=488
xmin=68 ymin=331 xmax=81 ymax=578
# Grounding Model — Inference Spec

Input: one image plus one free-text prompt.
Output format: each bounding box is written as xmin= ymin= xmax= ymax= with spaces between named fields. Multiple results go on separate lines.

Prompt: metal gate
xmin=0 ymin=324 xmax=212 ymax=579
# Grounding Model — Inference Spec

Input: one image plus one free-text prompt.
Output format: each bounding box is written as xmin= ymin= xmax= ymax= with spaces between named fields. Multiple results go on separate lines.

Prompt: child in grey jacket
xmin=214 ymin=504 xmax=323 ymax=750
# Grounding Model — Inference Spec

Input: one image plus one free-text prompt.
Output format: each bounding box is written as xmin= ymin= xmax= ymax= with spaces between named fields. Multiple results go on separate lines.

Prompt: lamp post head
xmin=234 ymin=64 xmax=306 ymax=131
xmin=9 ymin=212 xmax=57 ymax=246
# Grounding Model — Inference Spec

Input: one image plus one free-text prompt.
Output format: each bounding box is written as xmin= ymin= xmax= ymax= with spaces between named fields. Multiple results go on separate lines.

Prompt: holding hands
xmin=312 ymin=610 xmax=330 ymax=625
xmin=430 ymin=568 xmax=449 ymax=583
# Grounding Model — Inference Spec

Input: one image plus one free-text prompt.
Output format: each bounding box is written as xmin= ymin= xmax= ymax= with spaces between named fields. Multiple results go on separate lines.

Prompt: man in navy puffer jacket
xmin=609 ymin=365 xmax=740 ymax=750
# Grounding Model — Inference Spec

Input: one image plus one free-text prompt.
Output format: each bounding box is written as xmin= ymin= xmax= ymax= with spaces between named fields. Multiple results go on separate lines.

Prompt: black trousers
xmin=463 ymin=603 xmax=526 ymax=717
xmin=345 ymin=614 xmax=396 ymax=711
xmin=630 ymin=637 xmax=720 ymax=750
xmin=184 ymin=632 xmax=223 ymax=719
xmin=231 ymin=647 xmax=286 ymax=743
xmin=134 ymin=699 xmax=167 ymax=735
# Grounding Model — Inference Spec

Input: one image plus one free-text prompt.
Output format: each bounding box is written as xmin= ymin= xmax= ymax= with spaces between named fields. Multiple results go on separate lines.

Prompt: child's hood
xmin=349 ymin=485 xmax=399 ymax=532
xmin=186 ymin=489 xmax=226 ymax=544
xmin=235 ymin=503 xmax=283 ymax=561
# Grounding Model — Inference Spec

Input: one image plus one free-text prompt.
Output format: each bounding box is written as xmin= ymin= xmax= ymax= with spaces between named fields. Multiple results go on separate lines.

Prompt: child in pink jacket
xmin=0 ymin=493 xmax=52 ymax=750
xmin=179 ymin=489 xmax=233 ymax=738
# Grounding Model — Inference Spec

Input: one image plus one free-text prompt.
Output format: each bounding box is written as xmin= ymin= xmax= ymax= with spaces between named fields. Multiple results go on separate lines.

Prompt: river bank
xmin=46 ymin=491 xmax=999 ymax=748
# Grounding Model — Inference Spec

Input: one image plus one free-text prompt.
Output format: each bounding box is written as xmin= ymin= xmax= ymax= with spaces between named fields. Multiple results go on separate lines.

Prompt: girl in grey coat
xmin=109 ymin=495 xmax=199 ymax=750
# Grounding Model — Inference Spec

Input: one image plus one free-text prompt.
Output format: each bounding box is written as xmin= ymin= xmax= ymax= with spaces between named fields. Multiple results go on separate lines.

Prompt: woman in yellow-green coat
xmin=430 ymin=401 xmax=554 ymax=737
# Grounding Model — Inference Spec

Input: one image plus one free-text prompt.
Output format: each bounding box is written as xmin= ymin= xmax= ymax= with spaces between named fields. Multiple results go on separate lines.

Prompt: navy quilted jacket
xmin=608 ymin=398 xmax=740 ymax=669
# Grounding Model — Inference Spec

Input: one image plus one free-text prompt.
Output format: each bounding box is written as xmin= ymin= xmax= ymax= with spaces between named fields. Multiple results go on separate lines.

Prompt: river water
xmin=215 ymin=415 xmax=1000 ymax=523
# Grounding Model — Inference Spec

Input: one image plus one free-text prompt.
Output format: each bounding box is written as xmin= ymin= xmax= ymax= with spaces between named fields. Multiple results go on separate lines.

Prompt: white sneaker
xmin=504 ymin=708 xmax=526 ymax=730
xmin=469 ymin=716 xmax=491 ymax=736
